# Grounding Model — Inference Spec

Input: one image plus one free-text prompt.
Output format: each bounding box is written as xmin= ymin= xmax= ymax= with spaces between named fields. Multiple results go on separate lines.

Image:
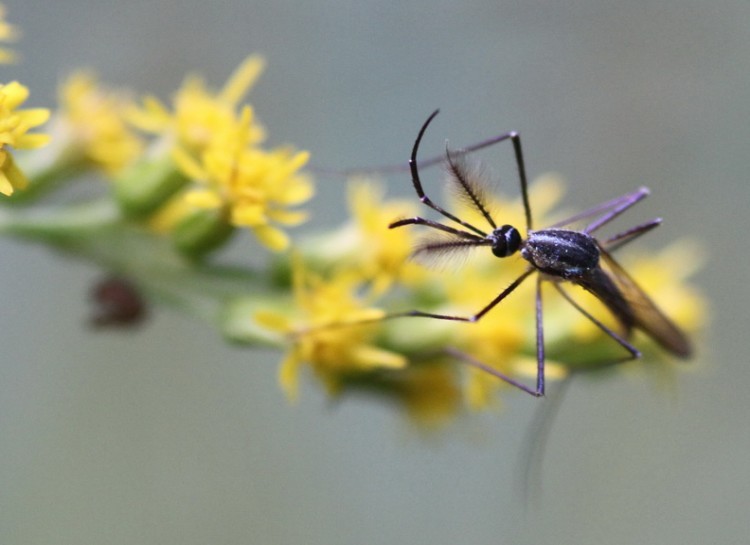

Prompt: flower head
xmin=314 ymin=178 xmax=427 ymax=293
xmin=128 ymin=55 xmax=266 ymax=154
xmin=173 ymin=107 xmax=313 ymax=251
xmin=56 ymin=71 xmax=144 ymax=175
xmin=125 ymin=56 xmax=312 ymax=253
xmin=0 ymin=81 xmax=50 ymax=195
xmin=255 ymin=255 xmax=407 ymax=401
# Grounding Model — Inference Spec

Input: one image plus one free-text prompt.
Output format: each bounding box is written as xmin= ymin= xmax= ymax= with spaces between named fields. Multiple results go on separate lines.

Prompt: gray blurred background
xmin=1 ymin=1 xmax=747 ymax=544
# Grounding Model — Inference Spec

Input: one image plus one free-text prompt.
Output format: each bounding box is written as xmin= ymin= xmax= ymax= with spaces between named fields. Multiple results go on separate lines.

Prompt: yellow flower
xmin=57 ymin=71 xmax=144 ymax=175
xmin=128 ymin=55 xmax=266 ymax=154
xmin=394 ymin=363 xmax=463 ymax=428
xmin=0 ymin=81 xmax=50 ymax=195
xmin=255 ymin=255 xmax=407 ymax=402
xmin=0 ymin=3 xmax=19 ymax=64
xmin=174 ymin=106 xmax=313 ymax=251
xmin=344 ymin=178 xmax=426 ymax=293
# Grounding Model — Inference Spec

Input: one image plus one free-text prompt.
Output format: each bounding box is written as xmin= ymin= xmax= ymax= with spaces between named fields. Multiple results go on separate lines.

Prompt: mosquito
xmin=383 ymin=109 xmax=692 ymax=397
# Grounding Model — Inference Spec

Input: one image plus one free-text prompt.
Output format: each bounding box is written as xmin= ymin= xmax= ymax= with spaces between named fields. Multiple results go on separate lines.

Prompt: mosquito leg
xmin=553 ymin=283 xmax=641 ymax=364
xmin=388 ymin=268 xmax=534 ymax=322
xmin=292 ymin=269 xmax=534 ymax=340
xmin=583 ymin=187 xmax=651 ymax=234
xmin=389 ymin=216 xmax=485 ymax=240
xmin=548 ymin=187 xmax=650 ymax=229
xmin=428 ymin=272 xmax=543 ymax=397
xmin=534 ymin=275 xmax=546 ymax=395
xmin=603 ymin=218 xmax=662 ymax=252
xmin=444 ymin=347 xmax=543 ymax=396
xmin=408 ymin=110 xmax=487 ymax=237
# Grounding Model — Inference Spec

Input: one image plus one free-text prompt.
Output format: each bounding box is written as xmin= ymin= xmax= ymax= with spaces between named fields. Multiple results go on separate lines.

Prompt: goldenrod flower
xmin=312 ymin=178 xmax=427 ymax=293
xmin=56 ymin=71 xmax=143 ymax=175
xmin=255 ymin=256 xmax=407 ymax=401
xmin=391 ymin=363 xmax=463 ymax=428
xmin=174 ymin=106 xmax=313 ymax=251
xmin=128 ymin=55 xmax=266 ymax=154
xmin=0 ymin=81 xmax=50 ymax=195
xmin=0 ymin=3 xmax=19 ymax=64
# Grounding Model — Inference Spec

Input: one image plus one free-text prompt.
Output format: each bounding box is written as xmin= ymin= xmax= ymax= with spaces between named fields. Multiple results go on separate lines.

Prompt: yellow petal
xmin=254 ymin=310 xmax=292 ymax=332
xmin=14 ymin=133 xmax=50 ymax=149
xmin=253 ymin=224 xmax=290 ymax=252
xmin=350 ymin=345 xmax=407 ymax=369
xmin=219 ymin=55 xmax=266 ymax=106
xmin=275 ymin=177 xmax=314 ymax=205
xmin=172 ymin=146 xmax=206 ymax=181
xmin=279 ymin=352 xmax=301 ymax=403
xmin=266 ymin=208 xmax=309 ymax=226
xmin=184 ymin=189 xmax=222 ymax=209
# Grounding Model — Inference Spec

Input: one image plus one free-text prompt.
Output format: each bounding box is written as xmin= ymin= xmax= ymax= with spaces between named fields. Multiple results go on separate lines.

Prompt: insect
xmin=384 ymin=109 xmax=692 ymax=397
xmin=89 ymin=276 xmax=147 ymax=328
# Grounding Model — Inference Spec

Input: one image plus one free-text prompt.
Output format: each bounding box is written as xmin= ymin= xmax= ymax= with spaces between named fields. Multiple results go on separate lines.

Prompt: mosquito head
xmin=489 ymin=224 xmax=522 ymax=258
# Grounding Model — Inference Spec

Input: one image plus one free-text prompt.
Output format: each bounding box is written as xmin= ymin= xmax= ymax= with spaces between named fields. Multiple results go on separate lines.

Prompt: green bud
xmin=171 ymin=206 xmax=235 ymax=260
xmin=113 ymin=156 xmax=189 ymax=219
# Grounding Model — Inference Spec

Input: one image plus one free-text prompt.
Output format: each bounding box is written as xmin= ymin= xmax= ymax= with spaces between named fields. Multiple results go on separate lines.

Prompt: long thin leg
xmin=292 ymin=268 xmax=535 ymax=339
xmin=553 ymin=283 xmax=641 ymax=364
xmin=438 ymin=273 xmax=545 ymax=397
xmin=548 ymin=187 xmax=649 ymax=230
xmin=314 ymin=120 xmax=532 ymax=185
xmin=409 ymin=111 xmax=534 ymax=235
xmin=534 ymin=275 xmax=545 ymax=395
xmin=603 ymin=218 xmax=661 ymax=252
xmin=444 ymin=347 xmax=543 ymax=397
xmin=408 ymin=111 xmax=487 ymax=237
xmin=388 ymin=268 xmax=534 ymax=322
xmin=584 ymin=187 xmax=650 ymax=234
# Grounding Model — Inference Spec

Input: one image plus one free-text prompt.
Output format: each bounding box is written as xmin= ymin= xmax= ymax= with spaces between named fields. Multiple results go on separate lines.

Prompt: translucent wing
xmin=598 ymin=246 xmax=692 ymax=358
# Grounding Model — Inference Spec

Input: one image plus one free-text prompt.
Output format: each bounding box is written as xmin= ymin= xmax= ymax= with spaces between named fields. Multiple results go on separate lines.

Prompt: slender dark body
xmin=521 ymin=228 xmax=635 ymax=331
xmin=385 ymin=110 xmax=691 ymax=397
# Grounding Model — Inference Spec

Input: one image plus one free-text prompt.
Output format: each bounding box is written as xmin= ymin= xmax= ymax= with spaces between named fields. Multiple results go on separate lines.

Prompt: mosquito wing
xmin=598 ymin=246 xmax=692 ymax=358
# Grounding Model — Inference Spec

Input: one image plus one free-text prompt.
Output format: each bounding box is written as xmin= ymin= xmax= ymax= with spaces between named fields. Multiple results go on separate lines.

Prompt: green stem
xmin=0 ymin=200 xmax=287 ymax=347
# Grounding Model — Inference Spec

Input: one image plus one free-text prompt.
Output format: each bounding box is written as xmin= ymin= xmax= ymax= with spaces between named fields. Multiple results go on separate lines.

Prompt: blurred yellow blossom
xmin=0 ymin=81 xmax=50 ymax=195
xmin=128 ymin=55 xmax=266 ymax=154
xmin=57 ymin=71 xmax=144 ymax=175
xmin=173 ymin=107 xmax=313 ymax=251
xmin=255 ymin=255 xmax=407 ymax=401
xmin=345 ymin=178 xmax=427 ymax=293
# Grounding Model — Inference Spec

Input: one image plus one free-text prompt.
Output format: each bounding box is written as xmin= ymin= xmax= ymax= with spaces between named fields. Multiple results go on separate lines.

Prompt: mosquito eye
xmin=491 ymin=225 xmax=521 ymax=258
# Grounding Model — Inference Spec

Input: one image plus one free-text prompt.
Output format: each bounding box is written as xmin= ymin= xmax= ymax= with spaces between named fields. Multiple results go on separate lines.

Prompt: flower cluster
xmin=0 ymin=6 xmax=49 ymax=196
xmin=0 ymin=2 xmax=707 ymax=430
xmin=127 ymin=55 xmax=313 ymax=254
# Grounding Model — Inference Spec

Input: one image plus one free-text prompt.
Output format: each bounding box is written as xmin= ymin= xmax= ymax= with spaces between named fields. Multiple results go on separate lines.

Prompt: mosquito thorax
xmin=520 ymin=228 xmax=600 ymax=278
xmin=488 ymin=224 xmax=522 ymax=258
